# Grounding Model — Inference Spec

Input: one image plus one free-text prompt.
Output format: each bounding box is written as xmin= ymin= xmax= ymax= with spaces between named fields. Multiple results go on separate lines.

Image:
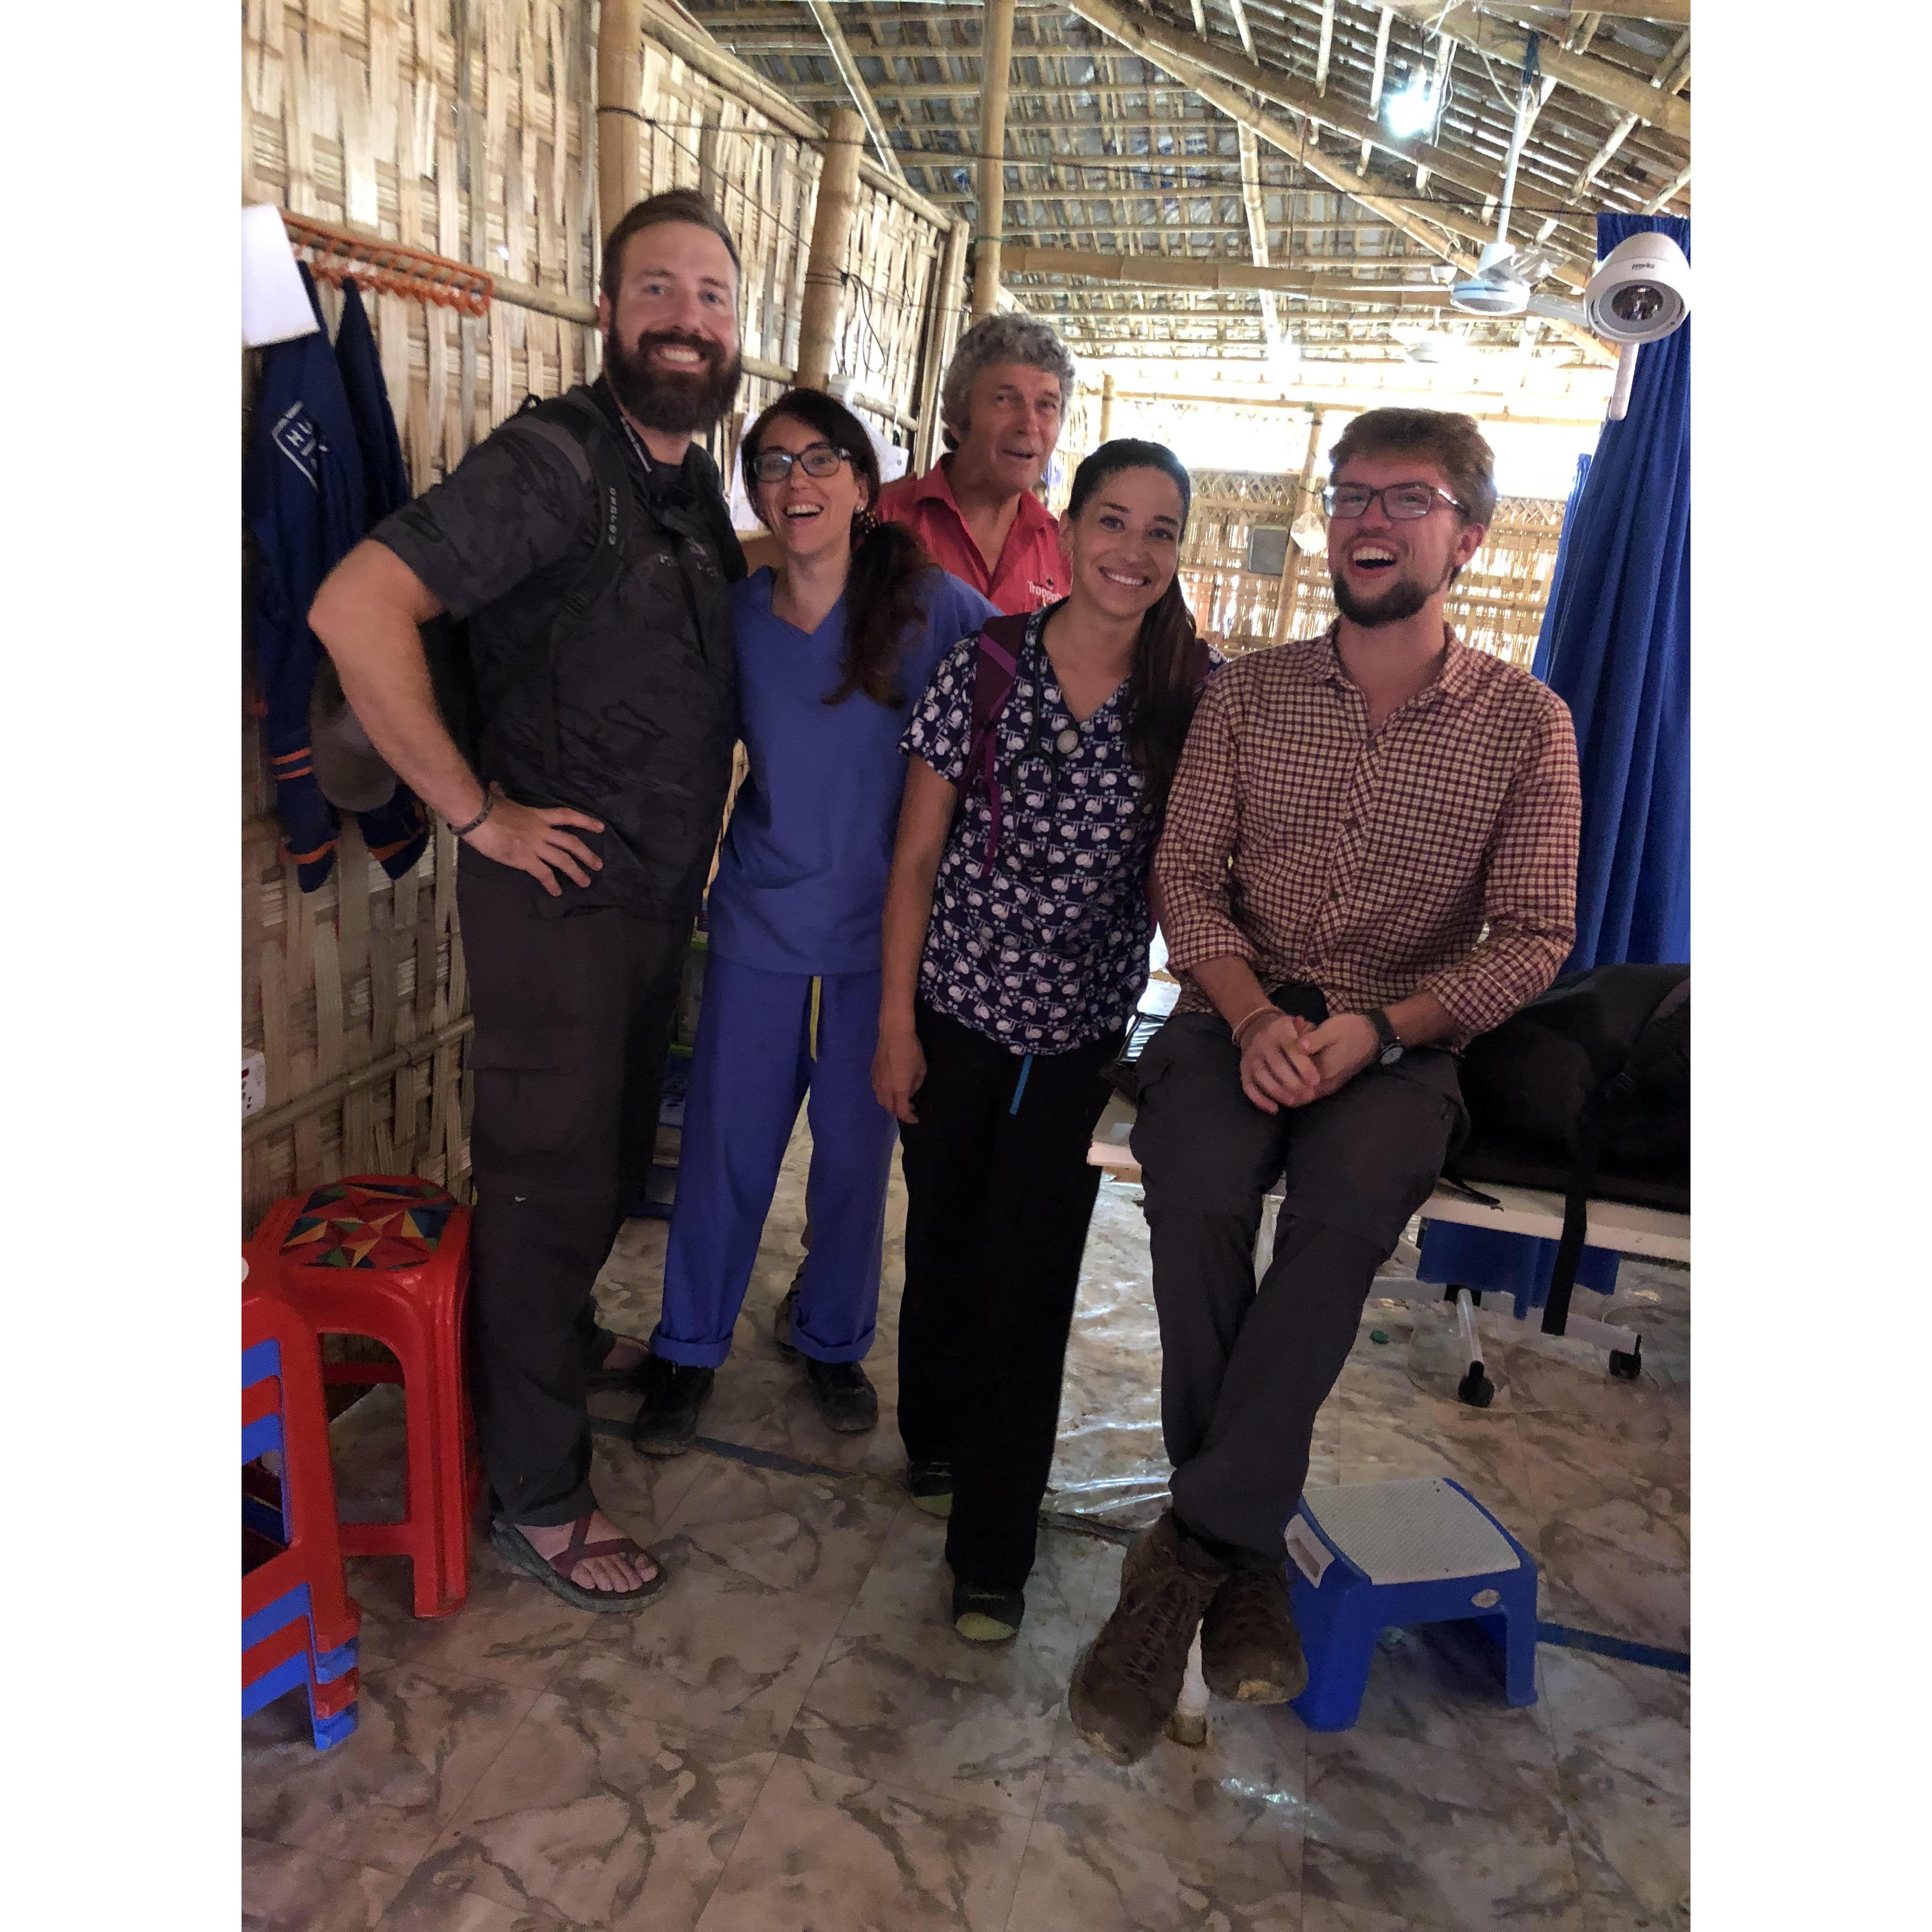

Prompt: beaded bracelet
xmin=449 ymin=793 xmax=495 ymax=839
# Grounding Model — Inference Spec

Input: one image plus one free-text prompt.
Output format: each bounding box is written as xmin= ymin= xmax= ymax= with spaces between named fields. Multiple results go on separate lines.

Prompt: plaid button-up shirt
xmin=1153 ymin=624 xmax=1581 ymax=1050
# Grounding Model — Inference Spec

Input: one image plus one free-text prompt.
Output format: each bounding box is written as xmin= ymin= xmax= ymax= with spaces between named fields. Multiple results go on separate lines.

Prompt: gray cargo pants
xmin=1130 ymin=1011 xmax=1466 ymax=1565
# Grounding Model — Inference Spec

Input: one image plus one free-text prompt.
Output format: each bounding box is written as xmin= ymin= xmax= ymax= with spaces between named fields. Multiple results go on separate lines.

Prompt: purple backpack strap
xmin=959 ymin=612 xmax=1034 ymax=867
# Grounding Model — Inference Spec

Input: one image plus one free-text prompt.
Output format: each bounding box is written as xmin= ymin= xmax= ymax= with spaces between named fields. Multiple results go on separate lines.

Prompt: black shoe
xmin=906 ymin=1460 xmax=953 ymax=1519
xmin=772 ymin=1283 xmax=802 ymax=1360
xmin=630 ymin=1353 xmax=714 ymax=1458
xmin=803 ymin=1356 xmax=878 ymax=1434
xmin=952 ymin=1579 xmax=1025 ymax=1643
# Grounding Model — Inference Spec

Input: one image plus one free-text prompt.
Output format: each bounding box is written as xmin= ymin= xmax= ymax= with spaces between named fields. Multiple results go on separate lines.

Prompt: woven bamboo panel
xmin=241 ymin=1 xmax=954 ymax=1235
xmin=1176 ymin=477 xmax=1567 ymax=669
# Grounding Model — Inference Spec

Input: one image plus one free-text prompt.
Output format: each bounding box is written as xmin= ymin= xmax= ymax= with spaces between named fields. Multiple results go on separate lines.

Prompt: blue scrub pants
xmin=652 ymin=954 xmax=896 ymax=1368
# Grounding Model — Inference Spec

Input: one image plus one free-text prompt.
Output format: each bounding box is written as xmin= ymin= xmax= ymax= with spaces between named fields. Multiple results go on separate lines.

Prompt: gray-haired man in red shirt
xmin=1070 ymin=410 xmax=1582 ymax=1764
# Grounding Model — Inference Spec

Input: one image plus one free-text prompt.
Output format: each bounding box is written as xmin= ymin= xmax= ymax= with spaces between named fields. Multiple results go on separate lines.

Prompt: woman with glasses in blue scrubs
xmin=632 ymin=391 xmax=995 ymax=1455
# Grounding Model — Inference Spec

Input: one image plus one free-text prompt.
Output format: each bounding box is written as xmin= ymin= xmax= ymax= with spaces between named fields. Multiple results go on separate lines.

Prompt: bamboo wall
xmin=241 ymin=0 xmax=956 ymax=1231
xmin=1176 ymin=469 xmax=1567 ymax=667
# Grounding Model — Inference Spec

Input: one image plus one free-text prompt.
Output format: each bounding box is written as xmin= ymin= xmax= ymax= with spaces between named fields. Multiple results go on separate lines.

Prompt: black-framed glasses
xmin=749 ymin=442 xmax=854 ymax=483
xmin=1322 ymin=481 xmax=1465 ymax=521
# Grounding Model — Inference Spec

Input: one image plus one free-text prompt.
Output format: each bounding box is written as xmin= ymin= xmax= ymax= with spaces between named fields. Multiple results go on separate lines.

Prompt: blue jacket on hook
xmin=245 ymin=265 xmax=425 ymax=890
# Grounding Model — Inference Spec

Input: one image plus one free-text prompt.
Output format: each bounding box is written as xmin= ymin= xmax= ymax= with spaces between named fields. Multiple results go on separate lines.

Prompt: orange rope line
xmin=279 ymin=210 xmax=494 ymax=318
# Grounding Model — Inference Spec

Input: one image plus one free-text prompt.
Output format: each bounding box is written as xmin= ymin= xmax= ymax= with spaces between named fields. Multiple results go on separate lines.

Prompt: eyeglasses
xmin=749 ymin=443 xmax=854 ymax=483
xmin=1322 ymin=481 xmax=1465 ymax=521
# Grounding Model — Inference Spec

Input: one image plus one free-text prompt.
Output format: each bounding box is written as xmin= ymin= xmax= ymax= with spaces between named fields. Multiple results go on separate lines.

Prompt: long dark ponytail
xmin=1063 ymin=438 xmax=1205 ymax=818
xmin=740 ymin=389 xmax=934 ymax=707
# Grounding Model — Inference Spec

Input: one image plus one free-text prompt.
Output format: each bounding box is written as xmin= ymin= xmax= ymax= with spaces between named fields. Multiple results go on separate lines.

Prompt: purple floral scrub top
xmin=902 ymin=605 xmax=1200 ymax=1053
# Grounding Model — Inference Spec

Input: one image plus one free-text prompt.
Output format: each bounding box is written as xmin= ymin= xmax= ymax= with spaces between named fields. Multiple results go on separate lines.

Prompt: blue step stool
xmin=1284 ymin=1476 xmax=1538 ymax=1732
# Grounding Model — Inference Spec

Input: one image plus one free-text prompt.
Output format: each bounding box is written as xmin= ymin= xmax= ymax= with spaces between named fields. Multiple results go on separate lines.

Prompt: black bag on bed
xmin=1450 ymin=963 xmax=1689 ymax=1333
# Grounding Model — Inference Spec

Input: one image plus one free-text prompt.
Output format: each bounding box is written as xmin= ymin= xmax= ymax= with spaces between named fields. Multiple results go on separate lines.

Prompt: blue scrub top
xmin=706 ymin=564 xmax=998 ymax=977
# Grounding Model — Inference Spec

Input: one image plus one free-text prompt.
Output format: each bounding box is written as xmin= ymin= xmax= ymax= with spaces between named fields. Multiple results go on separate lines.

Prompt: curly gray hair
xmin=939 ymin=313 xmax=1077 ymax=440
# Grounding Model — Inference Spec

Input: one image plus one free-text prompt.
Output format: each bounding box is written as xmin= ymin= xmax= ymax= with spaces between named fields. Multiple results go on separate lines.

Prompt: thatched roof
xmin=672 ymin=2 xmax=1690 ymax=372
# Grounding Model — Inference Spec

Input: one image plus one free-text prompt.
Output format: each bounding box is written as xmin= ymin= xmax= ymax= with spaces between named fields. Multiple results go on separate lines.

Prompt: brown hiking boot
xmin=1069 ymin=1511 xmax=1229 ymax=1765
xmin=1200 ymin=1565 xmax=1309 ymax=1705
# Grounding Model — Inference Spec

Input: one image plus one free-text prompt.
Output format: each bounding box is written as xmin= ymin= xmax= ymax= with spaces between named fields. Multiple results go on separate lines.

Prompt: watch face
xmin=1379 ymin=1043 xmax=1405 ymax=1066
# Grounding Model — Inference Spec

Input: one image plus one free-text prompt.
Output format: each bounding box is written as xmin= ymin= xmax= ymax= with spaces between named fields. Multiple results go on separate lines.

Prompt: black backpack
xmin=421 ymin=389 xmax=635 ymax=773
xmin=1450 ymin=962 xmax=1690 ymax=1334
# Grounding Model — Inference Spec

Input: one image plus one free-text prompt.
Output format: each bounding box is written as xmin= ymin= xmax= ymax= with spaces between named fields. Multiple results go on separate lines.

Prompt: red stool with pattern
xmin=246 ymin=1176 xmax=481 ymax=1618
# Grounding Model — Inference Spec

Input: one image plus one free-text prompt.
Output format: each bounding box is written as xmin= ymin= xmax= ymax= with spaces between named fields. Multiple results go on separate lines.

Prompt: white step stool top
xmin=1296 ymin=1478 xmax=1521 ymax=1587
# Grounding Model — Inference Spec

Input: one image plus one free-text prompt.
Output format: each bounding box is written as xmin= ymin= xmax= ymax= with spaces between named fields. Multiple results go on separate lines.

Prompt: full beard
xmin=1330 ymin=560 xmax=1448 ymax=628
xmin=603 ymin=327 xmax=743 ymax=436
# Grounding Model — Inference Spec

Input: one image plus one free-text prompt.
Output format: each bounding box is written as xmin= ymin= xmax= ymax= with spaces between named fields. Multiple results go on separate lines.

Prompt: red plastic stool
xmin=246 ymin=1176 xmax=481 ymax=1619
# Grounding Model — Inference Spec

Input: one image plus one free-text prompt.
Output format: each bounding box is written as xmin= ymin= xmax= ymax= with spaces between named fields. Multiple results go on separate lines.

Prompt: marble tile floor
xmin=246 ymin=1123 xmax=1689 ymax=1932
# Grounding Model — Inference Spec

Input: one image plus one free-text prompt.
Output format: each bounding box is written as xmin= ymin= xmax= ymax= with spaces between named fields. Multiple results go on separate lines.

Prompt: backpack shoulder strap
xmin=958 ymin=611 xmax=1035 ymax=867
xmin=497 ymin=390 xmax=639 ymax=777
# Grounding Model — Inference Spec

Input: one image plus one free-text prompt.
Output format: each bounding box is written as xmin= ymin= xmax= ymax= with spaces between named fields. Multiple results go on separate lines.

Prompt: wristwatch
xmin=1367 ymin=1009 xmax=1406 ymax=1068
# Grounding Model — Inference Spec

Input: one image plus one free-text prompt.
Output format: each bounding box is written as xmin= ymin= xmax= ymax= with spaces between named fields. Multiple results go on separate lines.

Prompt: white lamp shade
xmin=242 ymin=204 xmax=321 ymax=348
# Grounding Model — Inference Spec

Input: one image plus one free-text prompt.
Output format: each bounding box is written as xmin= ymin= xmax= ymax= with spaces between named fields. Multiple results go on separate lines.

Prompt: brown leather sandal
xmin=489 ymin=1509 xmax=670 ymax=1613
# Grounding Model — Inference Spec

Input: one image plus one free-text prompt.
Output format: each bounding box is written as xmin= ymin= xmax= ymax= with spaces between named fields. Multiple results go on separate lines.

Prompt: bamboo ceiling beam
xmin=1640 ymin=162 xmax=1690 ymax=214
xmin=1363 ymin=7 xmax=1393 ymax=167
xmin=1314 ymin=0 xmax=1335 ymax=93
xmin=1515 ymin=2 xmax=1689 ymax=21
xmin=999 ymin=244 xmax=1451 ymax=302
xmin=1384 ymin=4 xmax=1690 ymax=142
xmin=1102 ymin=388 xmax=1606 ymax=429
xmin=1237 ymin=126 xmax=1282 ymax=352
xmin=974 ymin=0 xmax=1019 ymax=318
xmin=806 ymin=0 xmax=908 ymax=182
xmin=1230 ymin=0 xmax=1258 ymax=63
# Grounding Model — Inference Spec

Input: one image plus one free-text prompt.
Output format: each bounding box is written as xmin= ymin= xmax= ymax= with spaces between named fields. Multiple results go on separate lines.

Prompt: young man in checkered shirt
xmin=1070 ymin=410 xmax=1583 ymax=1764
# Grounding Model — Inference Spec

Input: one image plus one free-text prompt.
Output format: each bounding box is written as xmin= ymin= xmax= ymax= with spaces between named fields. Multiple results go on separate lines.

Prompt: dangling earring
xmin=854 ymin=507 xmax=881 ymax=540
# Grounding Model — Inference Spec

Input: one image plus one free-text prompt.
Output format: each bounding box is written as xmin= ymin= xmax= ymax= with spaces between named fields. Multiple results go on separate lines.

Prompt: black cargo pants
xmin=458 ymin=848 xmax=689 ymax=1526
xmin=1130 ymin=1011 xmax=1466 ymax=1565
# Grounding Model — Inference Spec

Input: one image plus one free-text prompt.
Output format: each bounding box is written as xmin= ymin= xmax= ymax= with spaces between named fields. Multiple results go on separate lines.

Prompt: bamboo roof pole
xmin=807 ymin=0 xmax=908 ymax=184
xmin=596 ymin=0 xmax=645 ymax=245
xmin=1100 ymin=371 xmax=1116 ymax=442
xmin=798 ymin=108 xmax=867 ymax=393
xmin=973 ymin=0 xmax=1019 ymax=321
xmin=1236 ymin=126 xmax=1283 ymax=356
xmin=1230 ymin=0 xmax=1258 ymax=62
xmin=915 ymin=217 xmax=972 ymax=472
xmin=1385 ymin=4 xmax=1690 ymax=141
xmin=1274 ymin=408 xmax=1325 ymax=643
xmin=1363 ymin=8 xmax=1394 ymax=168
xmin=1103 ymin=388 xmax=1605 ymax=430
xmin=999 ymin=245 xmax=1459 ymax=301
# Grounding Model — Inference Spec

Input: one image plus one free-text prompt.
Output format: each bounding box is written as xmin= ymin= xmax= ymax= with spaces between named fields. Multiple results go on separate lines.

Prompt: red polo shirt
xmin=878 ymin=458 xmax=1068 ymax=615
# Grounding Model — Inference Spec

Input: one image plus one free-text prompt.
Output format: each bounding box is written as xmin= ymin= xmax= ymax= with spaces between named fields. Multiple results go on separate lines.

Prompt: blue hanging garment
xmin=245 ymin=264 xmax=368 ymax=891
xmin=330 ymin=278 xmax=426 ymax=880
xmin=246 ymin=267 xmax=427 ymax=889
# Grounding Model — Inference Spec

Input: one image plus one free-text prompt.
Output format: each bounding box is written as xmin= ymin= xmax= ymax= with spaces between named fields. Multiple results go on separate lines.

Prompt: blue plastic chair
xmin=1284 ymin=1476 xmax=1538 ymax=1732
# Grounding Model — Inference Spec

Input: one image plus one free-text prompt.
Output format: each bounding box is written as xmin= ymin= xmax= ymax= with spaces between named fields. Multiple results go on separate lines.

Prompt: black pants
xmin=459 ymin=849 xmax=689 ymax=1526
xmin=897 ymin=1005 xmax=1123 ymax=1592
xmin=1131 ymin=1012 xmax=1466 ymax=1566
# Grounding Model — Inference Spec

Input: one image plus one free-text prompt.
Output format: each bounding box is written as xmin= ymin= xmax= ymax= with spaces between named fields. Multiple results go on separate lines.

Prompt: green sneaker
xmin=952 ymin=1580 xmax=1025 ymax=1643
xmin=906 ymin=1460 xmax=953 ymax=1518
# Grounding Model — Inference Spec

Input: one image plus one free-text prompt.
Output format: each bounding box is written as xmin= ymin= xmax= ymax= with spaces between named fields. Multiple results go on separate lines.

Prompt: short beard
xmin=1331 ymin=563 xmax=1449 ymax=629
xmin=603 ymin=327 xmax=743 ymax=436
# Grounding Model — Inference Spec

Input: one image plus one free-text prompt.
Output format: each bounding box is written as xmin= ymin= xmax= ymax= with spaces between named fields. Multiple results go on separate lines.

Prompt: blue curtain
xmin=1418 ymin=213 xmax=1690 ymax=1318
